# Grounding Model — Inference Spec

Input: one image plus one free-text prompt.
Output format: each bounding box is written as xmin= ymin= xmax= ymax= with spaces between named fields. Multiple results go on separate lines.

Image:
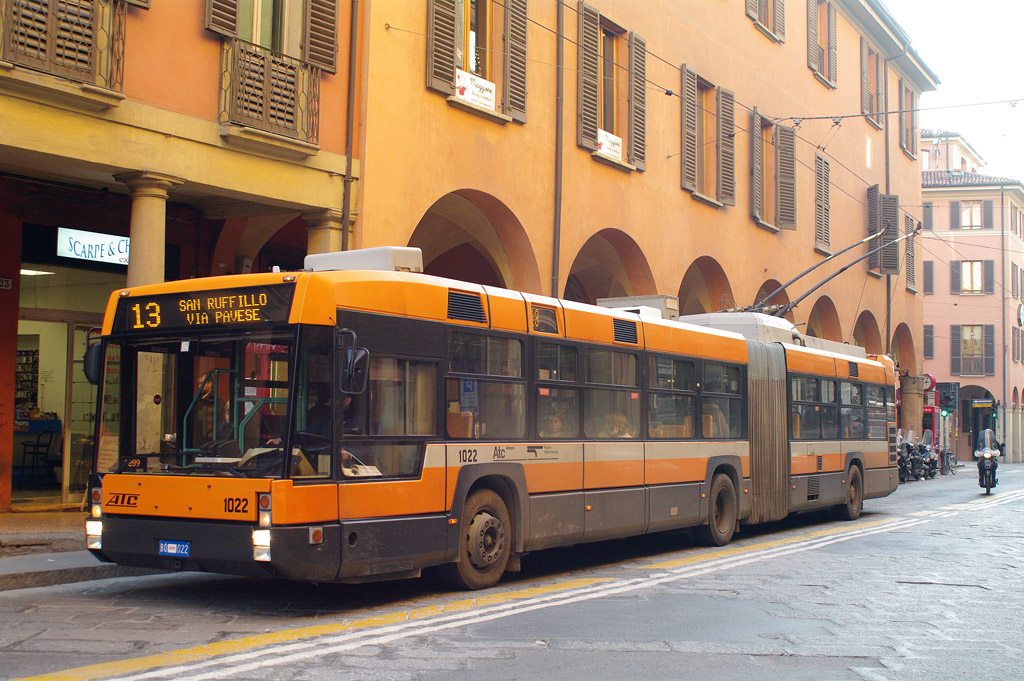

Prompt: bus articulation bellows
xmin=84 ymin=247 xmax=898 ymax=590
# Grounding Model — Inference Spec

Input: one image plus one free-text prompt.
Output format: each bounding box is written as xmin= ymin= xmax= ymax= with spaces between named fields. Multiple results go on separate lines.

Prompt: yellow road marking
xmin=12 ymin=578 xmax=611 ymax=681
xmin=643 ymin=516 xmax=903 ymax=570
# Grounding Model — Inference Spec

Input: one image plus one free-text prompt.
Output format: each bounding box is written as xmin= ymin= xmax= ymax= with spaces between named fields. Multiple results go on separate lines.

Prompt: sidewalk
xmin=0 ymin=509 xmax=159 ymax=591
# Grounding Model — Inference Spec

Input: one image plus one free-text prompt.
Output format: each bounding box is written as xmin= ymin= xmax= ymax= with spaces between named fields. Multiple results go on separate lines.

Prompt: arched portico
xmin=563 ymin=229 xmax=656 ymax=304
xmin=677 ymin=257 xmax=735 ymax=315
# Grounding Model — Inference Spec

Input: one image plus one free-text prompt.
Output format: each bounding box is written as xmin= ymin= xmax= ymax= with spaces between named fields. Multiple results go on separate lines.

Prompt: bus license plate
xmin=158 ymin=540 xmax=190 ymax=558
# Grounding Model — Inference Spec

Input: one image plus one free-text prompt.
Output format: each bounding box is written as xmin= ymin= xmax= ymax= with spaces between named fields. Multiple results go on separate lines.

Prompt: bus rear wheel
xmin=695 ymin=473 xmax=737 ymax=547
xmin=833 ymin=466 xmax=863 ymax=520
xmin=441 ymin=489 xmax=511 ymax=590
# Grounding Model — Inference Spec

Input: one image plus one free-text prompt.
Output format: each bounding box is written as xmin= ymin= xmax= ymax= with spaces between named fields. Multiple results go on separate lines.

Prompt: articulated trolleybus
xmin=84 ymin=247 xmax=898 ymax=590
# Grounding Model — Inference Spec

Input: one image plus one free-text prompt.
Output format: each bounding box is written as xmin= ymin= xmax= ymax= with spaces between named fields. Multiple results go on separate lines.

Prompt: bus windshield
xmin=94 ymin=326 xmax=333 ymax=479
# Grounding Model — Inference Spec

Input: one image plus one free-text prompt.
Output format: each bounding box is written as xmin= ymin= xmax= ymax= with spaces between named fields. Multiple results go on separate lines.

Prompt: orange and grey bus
xmin=84 ymin=247 xmax=898 ymax=590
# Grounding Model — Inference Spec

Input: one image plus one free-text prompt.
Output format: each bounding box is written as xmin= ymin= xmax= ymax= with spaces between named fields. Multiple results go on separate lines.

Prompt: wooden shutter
xmin=923 ymin=201 xmax=933 ymax=230
xmin=627 ymin=32 xmax=646 ymax=170
xmin=205 ymin=0 xmax=239 ymax=37
xmin=717 ymin=88 xmax=736 ymax=205
xmin=124 ymin=0 xmax=151 ymax=7
xmin=427 ymin=0 xmax=456 ymax=94
xmin=950 ymin=200 xmax=960 ymax=230
xmin=827 ymin=3 xmax=837 ymax=84
xmin=950 ymin=260 xmax=961 ymax=294
xmin=910 ymin=90 xmax=918 ymax=154
xmin=984 ymin=260 xmax=995 ymax=294
xmin=681 ymin=64 xmax=698 ymax=192
xmin=905 ymin=214 xmax=916 ymax=288
xmin=983 ymin=199 xmax=994 ymax=229
xmin=880 ymin=193 xmax=900 ymax=275
xmin=860 ymin=38 xmax=870 ymax=115
xmin=503 ymin=0 xmax=528 ymax=123
xmin=11 ymin=0 xmax=98 ymax=77
xmin=751 ymin=109 xmax=763 ymax=222
xmin=867 ymin=184 xmax=880 ymax=270
xmin=815 ymin=155 xmax=829 ymax=248
xmin=874 ymin=54 xmax=883 ymax=123
xmin=806 ymin=0 xmax=818 ymax=72
xmin=576 ymin=2 xmax=600 ymax=150
xmin=984 ymin=324 xmax=996 ymax=375
xmin=924 ymin=325 xmax=933 ymax=360
xmin=774 ymin=0 xmax=786 ymax=42
xmin=303 ymin=0 xmax=338 ymax=73
xmin=950 ymin=325 xmax=961 ymax=375
xmin=923 ymin=260 xmax=933 ymax=295
xmin=777 ymin=125 xmax=797 ymax=229
xmin=747 ymin=0 xmax=758 ymax=20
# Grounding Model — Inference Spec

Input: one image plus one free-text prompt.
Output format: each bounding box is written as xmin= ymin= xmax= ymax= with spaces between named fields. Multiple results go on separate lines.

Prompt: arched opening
xmin=805 ymin=297 xmax=842 ymax=341
xmin=210 ymin=213 xmax=307 ymax=275
xmin=410 ymin=190 xmax=541 ymax=292
xmin=891 ymin=322 xmax=917 ymax=376
xmin=851 ymin=311 xmax=884 ymax=354
xmin=752 ymin=278 xmax=793 ymax=322
xmin=677 ymin=257 xmax=735 ymax=315
xmin=563 ymin=229 xmax=656 ymax=304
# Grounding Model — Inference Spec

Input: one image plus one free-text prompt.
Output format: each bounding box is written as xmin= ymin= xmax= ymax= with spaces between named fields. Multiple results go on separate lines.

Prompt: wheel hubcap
xmin=468 ymin=511 xmax=505 ymax=569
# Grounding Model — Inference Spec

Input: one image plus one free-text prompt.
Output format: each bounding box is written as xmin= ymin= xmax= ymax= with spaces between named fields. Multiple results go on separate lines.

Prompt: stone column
xmin=304 ymin=208 xmax=350 ymax=255
xmin=115 ymin=172 xmax=184 ymax=287
xmin=899 ymin=375 xmax=928 ymax=437
xmin=1014 ymin=407 xmax=1022 ymax=463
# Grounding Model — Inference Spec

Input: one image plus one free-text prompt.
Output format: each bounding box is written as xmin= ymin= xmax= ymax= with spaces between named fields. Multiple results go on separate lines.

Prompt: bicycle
xmin=940 ymin=447 xmax=956 ymax=475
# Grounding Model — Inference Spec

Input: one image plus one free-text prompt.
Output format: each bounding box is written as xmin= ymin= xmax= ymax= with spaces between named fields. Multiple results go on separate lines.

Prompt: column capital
xmin=115 ymin=171 xmax=185 ymax=199
xmin=301 ymin=208 xmax=346 ymax=229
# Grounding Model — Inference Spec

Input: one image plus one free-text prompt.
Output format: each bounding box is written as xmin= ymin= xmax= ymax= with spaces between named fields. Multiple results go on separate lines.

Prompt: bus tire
xmin=441 ymin=489 xmax=511 ymax=590
xmin=834 ymin=466 xmax=863 ymax=521
xmin=696 ymin=473 xmax=737 ymax=547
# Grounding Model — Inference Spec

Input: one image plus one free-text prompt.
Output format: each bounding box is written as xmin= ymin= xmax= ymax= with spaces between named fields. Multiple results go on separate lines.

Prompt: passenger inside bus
xmin=599 ymin=412 xmax=633 ymax=438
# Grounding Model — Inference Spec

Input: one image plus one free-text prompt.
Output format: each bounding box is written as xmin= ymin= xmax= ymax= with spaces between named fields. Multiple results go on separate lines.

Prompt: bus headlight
xmin=85 ymin=520 xmax=103 ymax=549
xmin=252 ymin=529 xmax=271 ymax=562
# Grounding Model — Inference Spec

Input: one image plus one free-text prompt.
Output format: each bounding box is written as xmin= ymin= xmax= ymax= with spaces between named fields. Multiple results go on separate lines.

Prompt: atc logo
xmin=107 ymin=493 xmax=139 ymax=508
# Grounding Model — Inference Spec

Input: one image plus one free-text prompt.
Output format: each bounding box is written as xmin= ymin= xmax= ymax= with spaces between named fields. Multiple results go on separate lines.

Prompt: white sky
xmin=880 ymin=0 xmax=1024 ymax=180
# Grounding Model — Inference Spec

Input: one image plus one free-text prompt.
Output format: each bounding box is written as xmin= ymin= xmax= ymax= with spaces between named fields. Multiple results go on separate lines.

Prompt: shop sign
xmin=597 ymin=128 xmax=623 ymax=162
xmin=455 ymin=69 xmax=496 ymax=111
xmin=57 ymin=227 xmax=130 ymax=266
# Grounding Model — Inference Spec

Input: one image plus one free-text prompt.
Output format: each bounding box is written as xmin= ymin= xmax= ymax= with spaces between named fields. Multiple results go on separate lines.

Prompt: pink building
xmin=921 ymin=131 xmax=1024 ymax=461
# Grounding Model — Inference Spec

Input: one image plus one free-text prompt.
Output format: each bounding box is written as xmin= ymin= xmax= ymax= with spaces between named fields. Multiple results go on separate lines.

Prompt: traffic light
xmin=939 ymin=392 xmax=951 ymax=417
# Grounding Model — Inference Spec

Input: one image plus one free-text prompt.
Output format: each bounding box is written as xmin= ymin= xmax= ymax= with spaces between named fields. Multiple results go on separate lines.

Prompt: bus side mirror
xmin=83 ymin=342 xmax=103 ymax=385
xmin=340 ymin=346 xmax=369 ymax=394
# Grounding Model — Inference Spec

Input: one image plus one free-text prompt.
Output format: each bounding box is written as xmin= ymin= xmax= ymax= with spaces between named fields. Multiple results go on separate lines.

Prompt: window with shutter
xmin=427 ymin=0 xmax=528 ymax=122
xmin=982 ymin=199 xmax=994 ymax=229
xmin=777 ymin=126 xmax=797 ymax=229
xmin=923 ymin=260 xmax=933 ymax=295
xmin=923 ymin=325 xmax=933 ymax=360
xmin=682 ymin=67 xmax=732 ymax=204
xmin=899 ymin=79 xmax=918 ymax=157
xmin=747 ymin=0 xmax=785 ymax=42
xmin=950 ymin=260 xmax=961 ymax=295
xmin=752 ymin=111 xmax=796 ymax=229
xmin=879 ymin=193 xmax=900 ymax=275
xmin=950 ymin=200 xmax=961 ymax=230
xmin=905 ymin=214 xmax=916 ymax=290
xmin=808 ymin=1 xmax=835 ymax=86
xmin=958 ymin=261 xmax=985 ymax=294
xmin=860 ymin=38 xmax=882 ymax=127
xmin=950 ymin=324 xmax=961 ymax=375
xmin=814 ymin=154 xmax=830 ymax=250
xmin=627 ymin=32 xmax=646 ymax=171
xmin=923 ymin=201 xmax=933 ymax=230
xmin=576 ymin=3 xmax=600 ymax=150
xmin=867 ymin=184 xmax=880 ymax=270
xmin=983 ymin=324 xmax=995 ymax=376
xmin=983 ymin=260 xmax=995 ymax=295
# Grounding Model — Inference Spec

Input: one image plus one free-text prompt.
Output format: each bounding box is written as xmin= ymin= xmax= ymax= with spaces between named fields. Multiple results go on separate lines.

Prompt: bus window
xmin=537 ymin=342 xmax=577 ymax=381
xmin=449 ymin=332 xmax=522 ymax=377
xmin=649 ymin=393 xmax=694 ymax=438
xmin=865 ymin=385 xmax=887 ymax=439
xmin=585 ymin=348 xmax=638 ymax=386
xmin=703 ymin=362 xmax=743 ymax=439
xmin=446 ymin=379 xmax=525 ymax=439
xmin=583 ymin=388 xmax=639 ymax=438
xmin=537 ymin=387 xmax=579 ymax=438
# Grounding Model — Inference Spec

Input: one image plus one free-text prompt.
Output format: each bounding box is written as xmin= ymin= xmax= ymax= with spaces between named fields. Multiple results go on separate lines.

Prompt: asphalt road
xmin=2 ymin=464 xmax=1023 ymax=681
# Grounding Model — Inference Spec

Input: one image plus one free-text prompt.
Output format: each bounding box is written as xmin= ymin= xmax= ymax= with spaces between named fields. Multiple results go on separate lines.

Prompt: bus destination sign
xmin=113 ymin=284 xmax=295 ymax=333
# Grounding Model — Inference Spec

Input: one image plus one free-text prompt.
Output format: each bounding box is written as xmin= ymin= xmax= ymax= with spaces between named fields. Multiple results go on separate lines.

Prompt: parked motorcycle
xmin=919 ymin=429 xmax=938 ymax=479
xmin=975 ymin=428 xmax=1001 ymax=494
xmin=897 ymin=431 xmax=915 ymax=483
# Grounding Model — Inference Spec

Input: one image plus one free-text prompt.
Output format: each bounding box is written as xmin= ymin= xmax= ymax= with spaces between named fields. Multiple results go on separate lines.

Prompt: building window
xmin=427 ymin=0 xmax=528 ymax=123
xmin=681 ymin=65 xmax=735 ymax=205
xmin=950 ymin=260 xmax=994 ymax=295
xmin=815 ymin=154 xmax=830 ymax=250
xmin=860 ymin=38 xmax=883 ymax=126
xmin=952 ymin=324 xmax=994 ymax=377
xmin=807 ymin=0 xmax=836 ymax=86
xmin=899 ymin=79 xmax=918 ymax=157
xmin=576 ymin=3 xmax=645 ymax=169
xmin=961 ymin=200 xmax=983 ymax=229
xmin=923 ymin=260 xmax=933 ymax=295
xmin=746 ymin=0 xmax=785 ymax=41
xmin=923 ymin=201 xmax=933 ymax=230
xmin=751 ymin=108 xmax=796 ymax=230
xmin=924 ymin=325 xmax=933 ymax=360
xmin=905 ymin=214 xmax=916 ymax=290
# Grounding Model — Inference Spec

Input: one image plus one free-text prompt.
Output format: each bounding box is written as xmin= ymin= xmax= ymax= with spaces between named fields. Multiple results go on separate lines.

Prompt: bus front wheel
xmin=441 ymin=489 xmax=511 ymax=590
xmin=695 ymin=473 xmax=737 ymax=547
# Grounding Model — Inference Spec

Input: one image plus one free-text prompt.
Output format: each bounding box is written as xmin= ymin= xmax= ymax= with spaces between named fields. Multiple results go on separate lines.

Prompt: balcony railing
xmin=1 ymin=0 xmax=124 ymax=90
xmin=960 ymin=356 xmax=984 ymax=377
xmin=219 ymin=38 xmax=319 ymax=145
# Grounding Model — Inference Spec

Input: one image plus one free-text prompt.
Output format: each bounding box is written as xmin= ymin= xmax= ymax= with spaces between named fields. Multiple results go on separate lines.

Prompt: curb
xmin=0 ymin=551 xmax=164 ymax=592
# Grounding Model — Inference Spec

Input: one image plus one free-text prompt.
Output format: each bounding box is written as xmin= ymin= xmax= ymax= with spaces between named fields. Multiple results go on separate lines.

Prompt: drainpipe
xmin=882 ymin=44 xmax=909 ymax=356
xmin=1001 ymin=183 xmax=1007 ymax=444
xmin=340 ymin=0 xmax=360 ymax=252
xmin=551 ymin=0 xmax=564 ymax=297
